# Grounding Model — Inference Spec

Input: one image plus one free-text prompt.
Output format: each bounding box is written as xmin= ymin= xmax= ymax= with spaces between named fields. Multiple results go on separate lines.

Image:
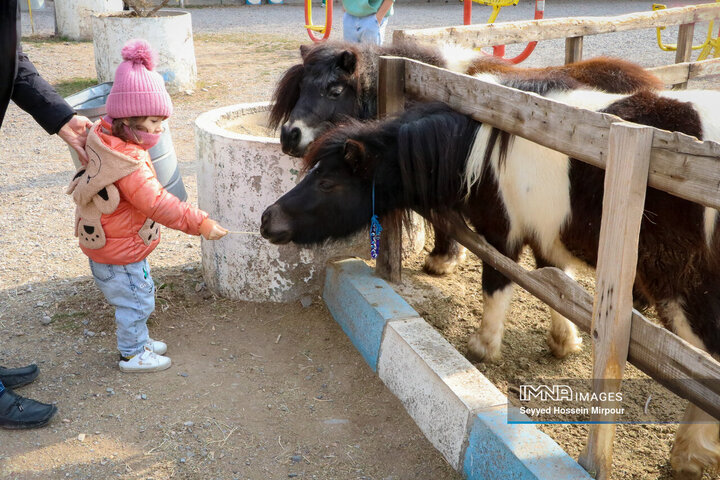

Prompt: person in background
xmin=342 ymin=0 xmax=395 ymax=45
xmin=0 ymin=0 xmax=93 ymax=430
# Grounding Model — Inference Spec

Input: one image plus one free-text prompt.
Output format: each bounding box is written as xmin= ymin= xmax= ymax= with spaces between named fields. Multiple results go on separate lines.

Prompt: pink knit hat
xmin=106 ymin=39 xmax=173 ymax=119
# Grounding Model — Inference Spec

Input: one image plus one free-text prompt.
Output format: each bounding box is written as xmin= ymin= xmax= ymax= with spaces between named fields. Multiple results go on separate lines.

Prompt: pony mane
xmin=600 ymin=90 xmax=703 ymax=139
xmin=394 ymin=103 xmax=478 ymax=215
xmin=301 ymin=117 xmax=372 ymax=173
xmin=467 ymin=56 xmax=517 ymax=76
xmin=378 ymin=41 xmax=446 ymax=68
xmin=562 ymin=57 xmax=663 ymax=93
xmin=469 ymin=55 xmax=662 ymax=94
xmin=269 ymin=63 xmax=304 ymax=130
xmin=302 ymin=102 xmax=477 ymax=203
xmin=501 ymin=74 xmax=583 ymax=95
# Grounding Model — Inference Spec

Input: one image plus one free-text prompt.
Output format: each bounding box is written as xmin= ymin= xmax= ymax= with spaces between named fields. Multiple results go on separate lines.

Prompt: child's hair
xmin=111 ymin=117 xmax=147 ymax=143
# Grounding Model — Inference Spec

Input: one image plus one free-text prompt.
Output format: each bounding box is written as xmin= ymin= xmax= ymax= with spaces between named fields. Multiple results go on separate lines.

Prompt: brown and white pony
xmin=262 ymin=83 xmax=720 ymax=477
xmin=268 ymin=41 xmax=662 ymax=276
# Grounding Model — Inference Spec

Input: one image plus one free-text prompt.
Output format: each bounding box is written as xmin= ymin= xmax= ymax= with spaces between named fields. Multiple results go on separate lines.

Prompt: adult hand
xmin=375 ymin=0 xmax=393 ymax=25
xmin=58 ymin=115 xmax=93 ymax=166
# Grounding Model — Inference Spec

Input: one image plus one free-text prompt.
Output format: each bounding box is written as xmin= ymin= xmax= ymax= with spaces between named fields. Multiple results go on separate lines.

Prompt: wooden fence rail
xmin=384 ymin=5 xmax=720 ymax=478
xmin=378 ymin=55 xmax=720 ymax=415
xmin=648 ymin=56 xmax=720 ymax=86
xmin=401 ymin=59 xmax=720 ymax=210
xmin=394 ymin=3 xmax=720 ymax=49
xmin=376 ymin=54 xmax=720 ymax=480
xmin=396 ymin=2 xmax=720 ymax=89
xmin=433 ymin=211 xmax=720 ymax=422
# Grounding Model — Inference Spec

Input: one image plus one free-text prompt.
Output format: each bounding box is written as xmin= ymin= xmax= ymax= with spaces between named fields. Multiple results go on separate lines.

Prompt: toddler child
xmin=68 ymin=39 xmax=227 ymax=373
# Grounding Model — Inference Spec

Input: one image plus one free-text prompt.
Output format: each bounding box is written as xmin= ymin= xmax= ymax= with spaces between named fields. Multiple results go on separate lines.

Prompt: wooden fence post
xmin=565 ymin=36 xmax=584 ymax=64
xmin=378 ymin=56 xmax=405 ymax=118
xmin=673 ymin=22 xmax=695 ymax=89
xmin=376 ymin=57 xmax=406 ymax=283
xmin=578 ymin=123 xmax=654 ymax=480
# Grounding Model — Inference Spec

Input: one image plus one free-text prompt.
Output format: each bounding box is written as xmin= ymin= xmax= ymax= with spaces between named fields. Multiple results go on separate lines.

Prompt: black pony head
xmin=260 ymin=118 xmax=385 ymax=245
xmin=261 ymin=103 xmax=477 ymax=246
xmin=269 ymin=43 xmax=364 ymax=157
xmin=268 ymin=41 xmax=447 ymax=158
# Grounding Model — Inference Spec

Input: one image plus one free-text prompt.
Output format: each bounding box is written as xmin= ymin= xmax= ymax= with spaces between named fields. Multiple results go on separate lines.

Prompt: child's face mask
xmin=122 ymin=116 xmax=165 ymax=150
xmin=124 ymin=125 xmax=162 ymax=150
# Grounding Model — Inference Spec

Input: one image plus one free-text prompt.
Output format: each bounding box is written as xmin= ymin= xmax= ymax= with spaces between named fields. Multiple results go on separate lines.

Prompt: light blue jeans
xmin=343 ymin=12 xmax=388 ymax=45
xmin=89 ymin=258 xmax=155 ymax=357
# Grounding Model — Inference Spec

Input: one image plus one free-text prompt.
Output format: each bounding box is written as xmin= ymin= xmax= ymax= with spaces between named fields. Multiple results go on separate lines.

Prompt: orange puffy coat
xmin=73 ymin=120 xmax=214 ymax=265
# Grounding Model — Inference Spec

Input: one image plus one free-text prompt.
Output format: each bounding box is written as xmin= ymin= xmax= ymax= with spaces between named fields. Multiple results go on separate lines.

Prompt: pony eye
xmin=327 ymin=84 xmax=345 ymax=98
xmin=317 ymin=179 xmax=335 ymax=192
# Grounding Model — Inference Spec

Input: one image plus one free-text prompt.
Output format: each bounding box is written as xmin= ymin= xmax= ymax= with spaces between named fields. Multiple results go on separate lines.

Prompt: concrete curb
xmin=322 ymin=258 xmax=593 ymax=480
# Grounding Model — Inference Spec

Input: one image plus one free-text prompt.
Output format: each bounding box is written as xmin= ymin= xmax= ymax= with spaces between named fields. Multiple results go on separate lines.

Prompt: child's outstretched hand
xmin=200 ymin=219 xmax=229 ymax=240
xmin=205 ymin=223 xmax=228 ymax=240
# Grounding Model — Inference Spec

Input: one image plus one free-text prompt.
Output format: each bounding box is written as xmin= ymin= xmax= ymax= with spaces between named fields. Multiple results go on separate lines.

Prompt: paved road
xmin=23 ymin=0 xmax=712 ymax=68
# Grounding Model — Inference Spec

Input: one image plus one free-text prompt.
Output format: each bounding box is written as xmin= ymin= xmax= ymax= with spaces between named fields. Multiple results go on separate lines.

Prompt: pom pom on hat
xmin=106 ymin=39 xmax=173 ymax=119
xmin=121 ymin=39 xmax=156 ymax=71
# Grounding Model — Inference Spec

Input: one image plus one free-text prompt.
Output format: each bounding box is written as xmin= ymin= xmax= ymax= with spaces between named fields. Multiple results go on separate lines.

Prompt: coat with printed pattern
xmin=75 ymin=120 xmax=210 ymax=265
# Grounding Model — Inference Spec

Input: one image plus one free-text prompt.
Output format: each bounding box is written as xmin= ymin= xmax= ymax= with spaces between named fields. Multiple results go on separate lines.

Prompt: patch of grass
xmin=53 ymin=77 xmax=99 ymax=98
xmin=52 ymin=311 xmax=87 ymax=320
xmin=194 ymin=32 xmax=301 ymax=50
xmin=23 ymin=35 xmax=91 ymax=45
xmin=51 ymin=311 xmax=87 ymax=331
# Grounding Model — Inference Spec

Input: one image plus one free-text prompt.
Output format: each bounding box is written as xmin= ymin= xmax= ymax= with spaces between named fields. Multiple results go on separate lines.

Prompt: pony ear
xmin=343 ymin=139 xmax=369 ymax=176
xmin=336 ymin=50 xmax=357 ymax=74
xmin=299 ymin=44 xmax=311 ymax=60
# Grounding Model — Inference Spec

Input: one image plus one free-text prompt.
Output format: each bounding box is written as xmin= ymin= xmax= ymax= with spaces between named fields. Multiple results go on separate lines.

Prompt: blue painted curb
xmin=464 ymin=406 xmax=593 ymax=480
xmin=322 ymin=258 xmax=593 ymax=480
xmin=322 ymin=258 xmax=417 ymax=371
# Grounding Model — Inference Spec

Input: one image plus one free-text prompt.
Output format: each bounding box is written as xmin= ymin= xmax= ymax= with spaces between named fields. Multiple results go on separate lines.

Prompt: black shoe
xmin=0 ymin=389 xmax=57 ymax=430
xmin=0 ymin=364 xmax=39 ymax=389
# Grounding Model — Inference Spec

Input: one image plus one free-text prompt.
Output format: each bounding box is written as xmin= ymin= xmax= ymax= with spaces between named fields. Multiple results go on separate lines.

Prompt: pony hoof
xmin=671 ymin=432 xmax=720 ymax=480
xmin=670 ymin=458 xmax=704 ymax=480
xmin=423 ymin=253 xmax=460 ymax=275
xmin=546 ymin=332 xmax=583 ymax=358
xmin=672 ymin=468 xmax=703 ymax=480
xmin=467 ymin=334 xmax=501 ymax=363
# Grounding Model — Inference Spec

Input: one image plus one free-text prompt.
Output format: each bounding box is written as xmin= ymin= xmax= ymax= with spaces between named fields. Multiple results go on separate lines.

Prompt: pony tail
xmin=269 ymin=64 xmax=305 ymax=131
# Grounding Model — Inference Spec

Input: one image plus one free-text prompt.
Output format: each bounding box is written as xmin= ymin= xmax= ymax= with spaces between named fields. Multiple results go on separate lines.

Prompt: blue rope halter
xmin=369 ymin=178 xmax=383 ymax=259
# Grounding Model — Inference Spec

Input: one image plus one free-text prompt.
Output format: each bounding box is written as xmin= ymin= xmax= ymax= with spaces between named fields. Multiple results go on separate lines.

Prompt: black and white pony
xmin=268 ymin=41 xmax=663 ymax=276
xmin=262 ymin=85 xmax=720 ymax=477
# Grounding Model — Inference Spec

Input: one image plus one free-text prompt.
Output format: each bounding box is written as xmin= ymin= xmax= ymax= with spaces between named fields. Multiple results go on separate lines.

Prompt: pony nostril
xmin=261 ymin=208 xmax=271 ymax=228
xmin=280 ymin=125 xmax=302 ymax=153
xmin=260 ymin=205 xmax=278 ymax=239
xmin=260 ymin=204 xmax=293 ymax=244
xmin=289 ymin=127 xmax=300 ymax=142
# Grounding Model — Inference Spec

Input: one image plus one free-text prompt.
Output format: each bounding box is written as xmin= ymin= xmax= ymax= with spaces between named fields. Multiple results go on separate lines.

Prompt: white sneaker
xmin=119 ymin=347 xmax=171 ymax=373
xmin=146 ymin=339 xmax=167 ymax=355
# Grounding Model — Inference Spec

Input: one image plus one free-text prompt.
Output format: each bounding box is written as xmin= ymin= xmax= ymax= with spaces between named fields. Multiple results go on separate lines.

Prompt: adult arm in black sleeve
xmin=11 ymin=51 xmax=75 ymax=135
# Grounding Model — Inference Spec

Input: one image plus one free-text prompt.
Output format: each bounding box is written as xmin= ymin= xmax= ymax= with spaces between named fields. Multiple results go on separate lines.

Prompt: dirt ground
xmin=3 ymin=20 xmax=720 ymax=480
xmin=394 ymin=251 xmax=704 ymax=480
xmin=0 ymin=34 xmax=461 ymax=480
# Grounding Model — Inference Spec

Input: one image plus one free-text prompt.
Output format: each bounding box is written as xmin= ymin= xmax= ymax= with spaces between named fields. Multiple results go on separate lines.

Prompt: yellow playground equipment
xmin=305 ymin=0 xmax=333 ymax=42
xmin=653 ymin=1 xmax=720 ymax=60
